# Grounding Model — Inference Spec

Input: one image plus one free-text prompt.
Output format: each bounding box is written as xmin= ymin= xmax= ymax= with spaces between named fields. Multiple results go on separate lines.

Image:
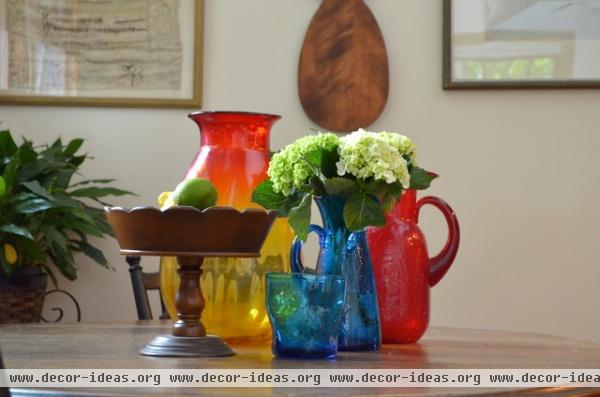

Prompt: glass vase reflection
xmin=266 ymin=273 xmax=345 ymax=359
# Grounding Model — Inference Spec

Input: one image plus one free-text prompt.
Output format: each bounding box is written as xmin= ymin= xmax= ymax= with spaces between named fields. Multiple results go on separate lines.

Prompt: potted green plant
xmin=0 ymin=130 xmax=133 ymax=323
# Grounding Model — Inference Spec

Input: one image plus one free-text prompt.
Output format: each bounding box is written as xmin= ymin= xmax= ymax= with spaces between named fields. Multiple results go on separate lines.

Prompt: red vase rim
xmin=188 ymin=110 xmax=281 ymax=121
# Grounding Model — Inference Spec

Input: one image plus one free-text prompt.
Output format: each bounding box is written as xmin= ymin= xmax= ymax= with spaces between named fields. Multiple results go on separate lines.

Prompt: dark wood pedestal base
xmin=140 ymin=334 xmax=235 ymax=357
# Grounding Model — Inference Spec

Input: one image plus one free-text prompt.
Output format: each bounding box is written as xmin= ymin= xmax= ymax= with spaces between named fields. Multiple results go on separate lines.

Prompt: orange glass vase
xmin=160 ymin=111 xmax=293 ymax=342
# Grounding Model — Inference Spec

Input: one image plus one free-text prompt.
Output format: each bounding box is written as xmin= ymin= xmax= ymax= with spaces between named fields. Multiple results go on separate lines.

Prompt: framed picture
xmin=443 ymin=0 xmax=600 ymax=89
xmin=0 ymin=0 xmax=203 ymax=107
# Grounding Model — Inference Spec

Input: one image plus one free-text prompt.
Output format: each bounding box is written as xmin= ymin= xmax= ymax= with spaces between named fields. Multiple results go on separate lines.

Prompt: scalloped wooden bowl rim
xmin=104 ymin=205 xmax=275 ymax=215
xmin=104 ymin=205 xmax=277 ymax=257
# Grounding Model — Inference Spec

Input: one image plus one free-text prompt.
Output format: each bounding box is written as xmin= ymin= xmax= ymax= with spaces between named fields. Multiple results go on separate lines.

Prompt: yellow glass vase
xmin=160 ymin=111 xmax=292 ymax=342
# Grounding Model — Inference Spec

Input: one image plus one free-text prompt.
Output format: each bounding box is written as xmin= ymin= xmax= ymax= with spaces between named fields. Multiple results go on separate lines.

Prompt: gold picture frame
xmin=0 ymin=0 xmax=203 ymax=107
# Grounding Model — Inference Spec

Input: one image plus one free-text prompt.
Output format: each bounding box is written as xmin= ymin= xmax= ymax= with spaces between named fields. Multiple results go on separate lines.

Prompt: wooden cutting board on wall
xmin=298 ymin=0 xmax=389 ymax=133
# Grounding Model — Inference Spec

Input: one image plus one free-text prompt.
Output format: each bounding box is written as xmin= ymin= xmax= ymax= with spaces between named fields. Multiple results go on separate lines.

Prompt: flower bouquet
xmin=253 ymin=128 xmax=436 ymax=354
xmin=252 ymin=129 xmax=436 ymax=240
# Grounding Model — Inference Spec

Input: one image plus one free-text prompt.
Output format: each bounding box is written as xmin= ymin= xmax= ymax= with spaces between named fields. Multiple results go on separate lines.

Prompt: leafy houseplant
xmin=0 ymin=129 xmax=132 ymax=301
xmin=252 ymin=129 xmax=436 ymax=241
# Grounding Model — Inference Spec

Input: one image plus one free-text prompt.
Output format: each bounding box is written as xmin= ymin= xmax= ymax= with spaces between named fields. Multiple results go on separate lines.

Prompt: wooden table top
xmin=1 ymin=321 xmax=599 ymax=396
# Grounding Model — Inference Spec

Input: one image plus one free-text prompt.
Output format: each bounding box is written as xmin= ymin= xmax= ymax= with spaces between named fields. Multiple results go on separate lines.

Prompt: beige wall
xmin=1 ymin=0 xmax=599 ymax=342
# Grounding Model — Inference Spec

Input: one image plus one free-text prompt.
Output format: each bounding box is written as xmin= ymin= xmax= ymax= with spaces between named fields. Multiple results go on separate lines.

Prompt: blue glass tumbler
xmin=266 ymin=272 xmax=345 ymax=359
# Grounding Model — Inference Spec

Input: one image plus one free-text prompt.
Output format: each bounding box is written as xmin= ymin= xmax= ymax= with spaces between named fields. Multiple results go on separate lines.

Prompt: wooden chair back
xmin=125 ymin=256 xmax=169 ymax=320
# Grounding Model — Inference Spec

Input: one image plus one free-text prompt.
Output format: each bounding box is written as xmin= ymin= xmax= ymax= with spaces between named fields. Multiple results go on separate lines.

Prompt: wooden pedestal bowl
xmin=105 ymin=206 xmax=277 ymax=357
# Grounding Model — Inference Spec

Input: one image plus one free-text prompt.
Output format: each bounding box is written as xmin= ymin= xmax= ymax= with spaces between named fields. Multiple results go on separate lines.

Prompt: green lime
xmin=0 ymin=175 xmax=5 ymax=198
xmin=173 ymin=178 xmax=218 ymax=210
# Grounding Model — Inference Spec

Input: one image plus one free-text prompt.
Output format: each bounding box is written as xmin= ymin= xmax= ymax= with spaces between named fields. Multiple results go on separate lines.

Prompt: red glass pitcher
xmin=366 ymin=189 xmax=459 ymax=343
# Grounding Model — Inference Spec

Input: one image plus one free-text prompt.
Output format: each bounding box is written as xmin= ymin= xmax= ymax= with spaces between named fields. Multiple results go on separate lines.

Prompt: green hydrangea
xmin=336 ymin=129 xmax=410 ymax=188
xmin=268 ymin=133 xmax=339 ymax=196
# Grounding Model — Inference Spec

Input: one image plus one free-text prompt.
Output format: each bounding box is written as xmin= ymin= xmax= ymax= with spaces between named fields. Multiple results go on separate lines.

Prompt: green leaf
xmin=70 ymin=186 xmax=134 ymax=198
xmin=14 ymin=197 xmax=53 ymax=213
xmin=71 ymin=209 xmax=96 ymax=225
xmin=321 ymin=148 xmax=340 ymax=178
xmin=18 ymin=239 xmax=47 ymax=262
xmin=50 ymin=138 xmax=63 ymax=149
xmin=21 ymin=180 xmax=52 ymax=200
xmin=343 ymin=192 xmax=385 ymax=231
xmin=74 ymin=240 xmax=108 ymax=267
xmin=409 ymin=167 xmax=438 ymax=190
xmin=50 ymin=192 xmax=83 ymax=209
xmin=64 ymin=138 xmax=84 ymax=156
xmin=42 ymin=264 xmax=58 ymax=287
xmin=3 ymin=159 xmax=18 ymax=191
xmin=0 ymin=130 xmax=18 ymax=157
xmin=0 ymin=224 xmax=34 ymax=240
xmin=323 ymin=177 xmax=356 ymax=196
xmin=17 ymin=143 xmax=37 ymax=165
xmin=10 ymin=192 xmax=39 ymax=204
xmin=251 ymin=179 xmax=288 ymax=211
xmin=90 ymin=197 xmax=113 ymax=207
xmin=69 ymin=178 xmax=115 ymax=187
xmin=251 ymin=180 xmax=304 ymax=217
xmin=85 ymin=212 xmax=114 ymax=236
xmin=301 ymin=147 xmax=339 ymax=179
xmin=68 ymin=155 xmax=87 ymax=167
xmin=97 ymin=219 xmax=115 ymax=237
xmin=288 ymin=193 xmax=312 ymax=241
xmin=361 ymin=180 xmax=388 ymax=196
xmin=387 ymin=182 xmax=404 ymax=199
xmin=382 ymin=193 xmax=396 ymax=212
xmin=15 ymin=161 xmax=43 ymax=182
xmin=63 ymin=218 xmax=105 ymax=237
xmin=17 ymin=160 xmax=67 ymax=182
xmin=378 ymin=182 xmax=403 ymax=212
xmin=45 ymin=227 xmax=68 ymax=254
xmin=52 ymin=253 xmax=77 ymax=281
xmin=52 ymin=170 xmax=76 ymax=190
xmin=302 ymin=150 xmax=324 ymax=174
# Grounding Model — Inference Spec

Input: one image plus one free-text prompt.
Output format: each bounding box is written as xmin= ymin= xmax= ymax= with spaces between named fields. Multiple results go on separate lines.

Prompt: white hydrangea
xmin=336 ymin=129 xmax=410 ymax=188
xmin=379 ymin=131 xmax=417 ymax=165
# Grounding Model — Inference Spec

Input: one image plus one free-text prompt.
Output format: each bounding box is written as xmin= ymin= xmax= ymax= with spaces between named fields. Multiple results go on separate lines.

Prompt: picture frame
xmin=0 ymin=0 xmax=203 ymax=107
xmin=443 ymin=0 xmax=600 ymax=89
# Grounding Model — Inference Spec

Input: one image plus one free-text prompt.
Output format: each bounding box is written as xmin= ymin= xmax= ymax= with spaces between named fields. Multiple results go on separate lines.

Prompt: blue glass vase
xmin=266 ymin=273 xmax=345 ymax=359
xmin=290 ymin=196 xmax=381 ymax=351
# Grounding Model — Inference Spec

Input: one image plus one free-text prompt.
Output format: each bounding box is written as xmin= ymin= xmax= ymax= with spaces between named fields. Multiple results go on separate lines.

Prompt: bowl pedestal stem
xmin=140 ymin=255 xmax=235 ymax=357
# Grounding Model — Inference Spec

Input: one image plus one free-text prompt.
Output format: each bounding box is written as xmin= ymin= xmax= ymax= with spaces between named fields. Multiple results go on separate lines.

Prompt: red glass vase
xmin=366 ymin=190 xmax=460 ymax=343
xmin=160 ymin=111 xmax=293 ymax=341
xmin=184 ymin=111 xmax=275 ymax=207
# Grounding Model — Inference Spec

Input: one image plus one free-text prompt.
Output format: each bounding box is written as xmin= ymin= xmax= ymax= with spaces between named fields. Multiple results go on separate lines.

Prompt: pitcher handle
xmin=416 ymin=196 xmax=460 ymax=287
xmin=290 ymin=224 xmax=325 ymax=273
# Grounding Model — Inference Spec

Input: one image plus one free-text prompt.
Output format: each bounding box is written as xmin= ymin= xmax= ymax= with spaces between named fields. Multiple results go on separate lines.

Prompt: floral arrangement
xmin=252 ymin=129 xmax=436 ymax=240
